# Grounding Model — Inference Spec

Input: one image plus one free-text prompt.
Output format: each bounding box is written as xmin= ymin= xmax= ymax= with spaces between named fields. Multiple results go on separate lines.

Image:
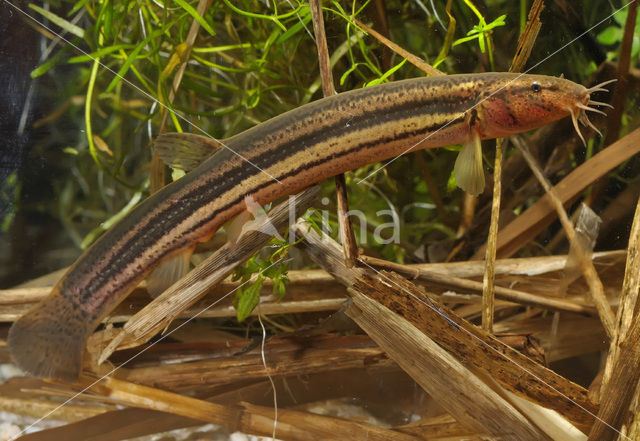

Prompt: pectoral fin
xmin=145 ymin=249 xmax=193 ymax=298
xmin=454 ymin=132 xmax=485 ymax=195
xmin=226 ymin=210 xmax=252 ymax=244
xmin=225 ymin=195 xmax=283 ymax=245
xmin=154 ymin=133 xmax=224 ymax=171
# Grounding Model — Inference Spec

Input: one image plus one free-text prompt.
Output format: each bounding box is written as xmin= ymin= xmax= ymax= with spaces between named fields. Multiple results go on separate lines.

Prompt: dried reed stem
xmin=85 ymin=376 xmax=418 ymax=441
xmin=482 ymin=138 xmax=503 ymax=332
xmin=151 ymin=0 xmax=211 ymax=193
xmin=309 ymin=0 xmax=358 ymax=268
xmin=480 ymin=0 xmax=545 ymax=332
xmin=510 ymin=0 xmax=544 ymax=73
xmin=360 ymin=254 xmax=595 ymax=315
xmin=354 ymin=19 xmax=444 ymax=76
xmin=476 ymin=127 xmax=640 ymax=258
xmin=512 ymin=137 xmax=616 ymax=338
xmin=346 ymin=283 xmax=547 ymax=439
xmin=293 ymin=220 xmax=597 ymax=431
xmin=589 ymin=196 xmax=640 ymax=440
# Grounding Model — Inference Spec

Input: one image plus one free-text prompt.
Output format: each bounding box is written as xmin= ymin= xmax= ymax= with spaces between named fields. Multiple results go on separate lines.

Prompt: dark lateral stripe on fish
xmin=10 ymin=72 xmax=607 ymax=381
xmin=65 ymin=92 xmax=474 ymax=307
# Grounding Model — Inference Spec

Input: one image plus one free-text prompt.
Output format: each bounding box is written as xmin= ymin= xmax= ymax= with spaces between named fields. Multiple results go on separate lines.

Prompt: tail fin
xmin=8 ymin=294 xmax=94 ymax=382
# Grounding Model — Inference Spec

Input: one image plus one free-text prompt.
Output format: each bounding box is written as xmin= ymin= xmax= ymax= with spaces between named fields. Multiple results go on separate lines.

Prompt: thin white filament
xmin=258 ymin=307 xmax=278 ymax=441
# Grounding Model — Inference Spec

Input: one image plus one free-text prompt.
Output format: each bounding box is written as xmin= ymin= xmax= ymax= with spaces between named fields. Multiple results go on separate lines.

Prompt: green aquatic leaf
xmin=234 ymin=275 xmax=264 ymax=322
xmin=365 ymin=59 xmax=407 ymax=87
xmin=276 ymin=5 xmax=311 ymax=44
xmin=105 ymin=26 xmax=168 ymax=93
xmin=597 ymin=26 xmax=622 ymax=46
xmin=29 ymin=4 xmax=85 ymax=38
xmin=173 ymin=0 xmax=216 ymax=36
xmin=67 ymin=44 xmax=135 ymax=63
xmin=30 ymin=48 xmax=68 ymax=78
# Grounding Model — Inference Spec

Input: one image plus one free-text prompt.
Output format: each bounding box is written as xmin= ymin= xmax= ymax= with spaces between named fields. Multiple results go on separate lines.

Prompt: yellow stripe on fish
xmin=8 ymin=72 xmax=613 ymax=381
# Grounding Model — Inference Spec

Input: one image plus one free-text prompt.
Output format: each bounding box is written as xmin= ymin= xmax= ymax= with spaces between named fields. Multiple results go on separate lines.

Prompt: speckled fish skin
xmin=8 ymin=72 xmax=593 ymax=381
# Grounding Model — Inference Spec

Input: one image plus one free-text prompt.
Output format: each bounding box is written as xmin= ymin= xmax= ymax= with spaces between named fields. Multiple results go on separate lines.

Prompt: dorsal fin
xmin=226 ymin=210 xmax=252 ymax=244
xmin=154 ymin=133 xmax=224 ymax=171
xmin=145 ymin=249 xmax=193 ymax=298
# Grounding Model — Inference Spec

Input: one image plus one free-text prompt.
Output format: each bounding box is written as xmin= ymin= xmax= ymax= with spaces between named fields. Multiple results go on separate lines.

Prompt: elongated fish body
xmin=8 ymin=73 xmax=606 ymax=381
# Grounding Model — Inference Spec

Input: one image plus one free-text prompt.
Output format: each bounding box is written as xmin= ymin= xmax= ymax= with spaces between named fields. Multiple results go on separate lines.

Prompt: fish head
xmin=477 ymin=74 xmax=612 ymax=143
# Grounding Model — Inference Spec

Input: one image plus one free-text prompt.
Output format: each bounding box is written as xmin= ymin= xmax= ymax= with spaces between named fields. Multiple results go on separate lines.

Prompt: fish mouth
xmin=567 ymin=78 xmax=617 ymax=145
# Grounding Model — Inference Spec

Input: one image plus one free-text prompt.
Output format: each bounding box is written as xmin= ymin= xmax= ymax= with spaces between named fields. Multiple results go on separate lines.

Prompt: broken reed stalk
xmin=118 ymin=335 xmax=396 ymax=390
xmin=345 ymin=283 xmax=546 ymax=440
xmin=589 ymin=196 xmax=640 ymax=441
xmin=512 ymin=136 xmax=616 ymax=338
xmin=359 ymin=255 xmax=595 ymax=315
xmin=309 ymin=0 xmax=333 ymax=97
xmin=309 ymin=0 xmax=358 ymax=268
xmin=396 ymin=249 xmax=624 ymax=278
xmin=0 ymin=394 xmax=114 ymax=423
xmin=353 ymin=19 xmax=444 ymax=76
xmin=334 ymin=174 xmax=358 ymax=267
xmin=480 ymin=0 xmax=544 ymax=332
xmin=603 ymin=0 xmax=637 ymax=146
xmin=151 ymin=0 xmax=211 ymax=193
xmin=5 ymin=251 xmax=624 ymax=322
xmin=482 ymin=137 xmax=503 ymax=332
xmin=588 ymin=304 xmax=640 ymax=440
xmin=603 ymin=197 xmax=640 ymax=385
xmin=292 ymin=220 xmax=597 ymax=433
xmin=95 ymin=186 xmax=320 ymax=362
xmin=509 ymin=0 xmax=544 ymax=73
xmin=478 ymin=127 xmax=640 ymax=258
xmin=84 ymin=376 xmax=419 ymax=441
xmin=113 ymin=329 xmax=583 ymax=393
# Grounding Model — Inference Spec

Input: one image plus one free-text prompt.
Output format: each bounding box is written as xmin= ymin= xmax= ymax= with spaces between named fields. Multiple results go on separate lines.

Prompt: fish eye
xmin=531 ymin=82 xmax=542 ymax=92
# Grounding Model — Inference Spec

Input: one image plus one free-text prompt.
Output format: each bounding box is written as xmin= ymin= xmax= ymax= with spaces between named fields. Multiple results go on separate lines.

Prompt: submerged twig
xmin=293 ymin=220 xmax=597 ymax=431
xmin=151 ymin=0 xmax=212 ymax=193
xmin=360 ymin=254 xmax=595 ymax=315
xmin=480 ymin=0 xmax=545 ymax=332
xmin=477 ymin=127 xmax=640 ymax=258
xmin=512 ymin=137 xmax=616 ymax=339
xmin=309 ymin=0 xmax=358 ymax=268
xmin=589 ymin=197 xmax=640 ymax=440
xmin=354 ymin=19 xmax=444 ymax=76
